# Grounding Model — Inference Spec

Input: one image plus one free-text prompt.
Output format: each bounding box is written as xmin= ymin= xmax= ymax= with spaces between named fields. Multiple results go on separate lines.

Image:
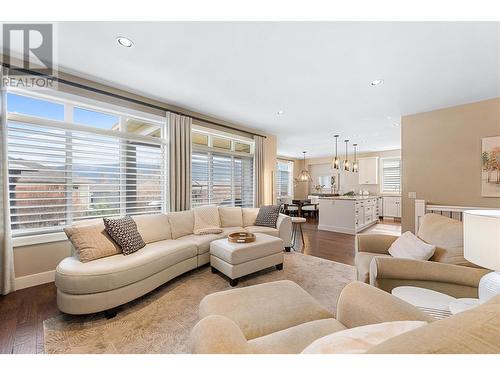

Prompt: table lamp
xmin=463 ymin=210 xmax=500 ymax=303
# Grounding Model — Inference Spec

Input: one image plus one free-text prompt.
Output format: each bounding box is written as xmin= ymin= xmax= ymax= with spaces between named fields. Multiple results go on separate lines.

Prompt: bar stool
xmin=291 ymin=217 xmax=306 ymax=249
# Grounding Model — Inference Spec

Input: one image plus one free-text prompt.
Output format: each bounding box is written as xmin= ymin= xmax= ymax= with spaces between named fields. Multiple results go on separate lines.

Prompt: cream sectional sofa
xmin=55 ymin=207 xmax=292 ymax=315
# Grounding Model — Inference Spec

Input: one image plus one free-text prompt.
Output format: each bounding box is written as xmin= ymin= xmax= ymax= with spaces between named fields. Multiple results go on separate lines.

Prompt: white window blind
xmin=276 ymin=160 xmax=293 ymax=198
xmin=381 ymin=158 xmax=401 ymax=193
xmin=6 ymin=92 xmax=167 ymax=236
xmin=191 ymin=130 xmax=254 ymax=208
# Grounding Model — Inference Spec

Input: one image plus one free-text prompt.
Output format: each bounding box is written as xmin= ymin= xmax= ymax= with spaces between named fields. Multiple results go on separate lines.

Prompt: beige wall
xmin=401 ymin=97 xmax=500 ymax=233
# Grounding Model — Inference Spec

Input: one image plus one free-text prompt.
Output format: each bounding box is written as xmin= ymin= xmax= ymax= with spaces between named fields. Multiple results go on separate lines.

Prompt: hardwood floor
xmin=0 ymin=217 xmax=400 ymax=354
xmin=291 ymin=217 xmax=401 ymax=265
xmin=0 ymin=282 xmax=58 ymax=354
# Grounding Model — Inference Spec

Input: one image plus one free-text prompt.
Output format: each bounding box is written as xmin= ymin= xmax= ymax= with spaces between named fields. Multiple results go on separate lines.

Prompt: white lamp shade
xmin=463 ymin=210 xmax=500 ymax=271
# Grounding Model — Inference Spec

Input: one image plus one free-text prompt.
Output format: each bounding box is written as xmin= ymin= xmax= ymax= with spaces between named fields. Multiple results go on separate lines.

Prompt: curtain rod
xmin=1 ymin=63 xmax=266 ymax=139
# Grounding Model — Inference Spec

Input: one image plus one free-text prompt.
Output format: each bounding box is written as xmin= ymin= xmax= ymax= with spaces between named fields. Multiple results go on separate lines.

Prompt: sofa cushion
xmin=219 ymin=207 xmax=243 ymax=227
xmin=193 ymin=205 xmax=222 ymax=235
xmin=355 ymin=252 xmax=391 ymax=283
xmin=168 ymin=210 xmax=195 ymax=239
xmin=245 ymin=225 xmax=279 ymax=237
xmin=367 ymin=295 xmax=500 ymax=353
xmin=199 ymin=280 xmax=334 ymax=340
xmin=103 ymin=216 xmax=146 ymax=255
xmin=249 ymin=318 xmax=346 ymax=354
xmin=301 ymin=321 xmax=427 ymax=354
xmin=221 ymin=227 xmax=247 ymax=237
xmin=176 ymin=233 xmax=225 ymax=255
xmin=133 ymin=214 xmax=171 ymax=243
xmin=388 ymin=231 xmax=436 ymax=261
xmin=255 ymin=205 xmax=280 ymax=228
xmin=418 ymin=214 xmax=474 ymax=267
xmin=55 ymin=240 xmax=197 ymax=294
xmin=64 ymin=222 xmax=121 ymax=263
xmin=242 ymin=208 xmax=259 ymax=227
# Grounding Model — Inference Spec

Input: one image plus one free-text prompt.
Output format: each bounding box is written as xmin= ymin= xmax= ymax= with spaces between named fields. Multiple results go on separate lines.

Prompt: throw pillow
xmin=301 ymin=321 xmax=427 ymax=354
xmin=219 ymin=207 xmax=243 ymax=227
xmin=255 ymin=205 xmax=280 ymax=228
xmin=103 ymin=216 xmax=146 ymax=255
xmin=388 ymin=231 xmax=436 ymax=261
xmin=193 ymin=205 xmax=223 ymax=235
xmin=64 ymin=222 xmax=122 ymax=262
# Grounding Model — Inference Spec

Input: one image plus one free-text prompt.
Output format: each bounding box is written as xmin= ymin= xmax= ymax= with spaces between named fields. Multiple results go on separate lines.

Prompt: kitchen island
xmin=318 ymin=196 xmax=380 ymax=234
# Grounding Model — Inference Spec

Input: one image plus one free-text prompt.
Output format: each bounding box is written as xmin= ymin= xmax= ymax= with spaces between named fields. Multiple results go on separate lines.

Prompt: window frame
xmin=5 ymin=89 xmax=168 ymax=245
xmin=191 ymin=127 xmax=255 ymax=208
xmin=380 ymin=157 xmax=402 ymax=194
xmin=276 ymin=159 xmax=294 ymax=198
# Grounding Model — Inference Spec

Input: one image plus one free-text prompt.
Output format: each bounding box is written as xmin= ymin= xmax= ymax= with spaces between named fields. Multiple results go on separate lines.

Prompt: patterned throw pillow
xmin=255 ymin=205 xmax=280 ymax=228
xmin=103 ymin=216 xmax=146 ymax=255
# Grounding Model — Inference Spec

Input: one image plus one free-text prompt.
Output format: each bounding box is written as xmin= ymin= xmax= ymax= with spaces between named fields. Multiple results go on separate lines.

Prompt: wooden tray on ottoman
xmin=228 ymin=232 xmax=256 ymax=243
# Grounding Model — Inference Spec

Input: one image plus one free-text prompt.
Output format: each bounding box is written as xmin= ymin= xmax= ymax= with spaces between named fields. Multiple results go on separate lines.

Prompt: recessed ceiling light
xmin=277 ymin=110 xmax=284 ymax=115
xmin=393 ymin=122 xmax=400 ymax=127
xmin=370 ymin=79 xmax=384 ymax=87
xmin=116 ymin=36 xmax=134 ymax=48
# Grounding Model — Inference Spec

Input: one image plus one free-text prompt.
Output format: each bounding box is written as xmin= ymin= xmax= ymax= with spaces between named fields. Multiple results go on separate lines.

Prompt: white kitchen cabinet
xmin=358 ymin=157 xmax=379 ymax=185
xmin=319 ymin=197 xmax=379 ymax=234
xmin=383 ymin=196 xmax=401 ymax=218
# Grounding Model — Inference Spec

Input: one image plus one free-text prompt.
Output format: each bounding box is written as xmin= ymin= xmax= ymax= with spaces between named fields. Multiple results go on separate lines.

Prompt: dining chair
xmin=302 ymin=195 xmax=320 ymax=218
xmin=282 ymin=197 xmax=299 ymax=217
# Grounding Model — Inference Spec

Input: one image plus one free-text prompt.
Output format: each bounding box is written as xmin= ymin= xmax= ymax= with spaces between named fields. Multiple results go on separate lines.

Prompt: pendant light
xmin=331 ymin=134 xmax=340 ymax=169
xmin=343 ymin=140 xmax=350 ymax=171
xmin=352 ymin=143 xmax=359 ymax=173
xmin=298 ymin=151 xmax=313 ymax=182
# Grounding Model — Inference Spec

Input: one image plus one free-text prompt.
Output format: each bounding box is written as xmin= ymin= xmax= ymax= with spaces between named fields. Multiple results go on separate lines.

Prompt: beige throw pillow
xmin=301 ymin=321 xmax=427 ymax=354
xmin=219 ymin=207 xmax=243 ymax=227
xmin=193 ymin=205 xmax=223 ymax=235
xmin=64 ymin=222 xmax=121 ymax=263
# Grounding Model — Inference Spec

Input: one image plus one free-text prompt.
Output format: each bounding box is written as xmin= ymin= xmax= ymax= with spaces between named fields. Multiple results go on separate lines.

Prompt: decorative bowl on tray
xmin=228 ymin=232 xmax=256 ymax=243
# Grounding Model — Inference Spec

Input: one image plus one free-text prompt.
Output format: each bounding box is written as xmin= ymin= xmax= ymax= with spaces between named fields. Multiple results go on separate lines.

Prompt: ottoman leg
xmin=211 ymin=266 xmax=217 ymax=274
xmin=276 ymin=263 xmax=283 ymax=270
xmin=229 ymin=278 xmax=239 ymax=287
xmin=104 ymin=308 xmax=117 ymax=319
xmin=284 ymin=246 xmax=291 ymax=252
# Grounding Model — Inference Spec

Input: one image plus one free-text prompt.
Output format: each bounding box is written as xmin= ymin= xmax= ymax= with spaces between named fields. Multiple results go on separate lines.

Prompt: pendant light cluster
xmin=298 ymin=151 xmax=313 ymax=182
xmin=332 ymin=135 xmax=359 ymax=173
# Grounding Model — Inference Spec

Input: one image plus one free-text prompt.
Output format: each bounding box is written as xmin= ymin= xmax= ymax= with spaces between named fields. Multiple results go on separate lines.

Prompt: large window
xmin=381 ymin=158 xmax=401 ymax=193
xmin=276 ymin=159 xmax=294 ymax=198
xmin=6 ymin=91 xmax=167 ymax=237
xmin=192 ymin=129 xmax=254 ymax=208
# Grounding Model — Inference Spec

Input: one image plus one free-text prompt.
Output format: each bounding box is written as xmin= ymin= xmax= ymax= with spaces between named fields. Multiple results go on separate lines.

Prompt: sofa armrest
xmin=336 ymin=281 xmax=434 ymax=329
xmin=190 ymin=315 xmax=251 ymax=354
xmin=355 ymin=233 xmax=398 ymax=255
xmin=277 ymin=213 xmax=292 ymax=248
xmin=370 ymin=257 xmax=490 ymax=298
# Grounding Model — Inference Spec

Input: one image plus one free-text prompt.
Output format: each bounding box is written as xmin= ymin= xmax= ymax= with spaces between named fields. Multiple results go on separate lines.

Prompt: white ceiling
xmin=7 ymin=22 xmax=500 ymax=158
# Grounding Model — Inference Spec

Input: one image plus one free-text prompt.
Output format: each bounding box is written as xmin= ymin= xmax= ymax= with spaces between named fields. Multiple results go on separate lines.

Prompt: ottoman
xmin=210 ymin=233 xmax=284 ymax=286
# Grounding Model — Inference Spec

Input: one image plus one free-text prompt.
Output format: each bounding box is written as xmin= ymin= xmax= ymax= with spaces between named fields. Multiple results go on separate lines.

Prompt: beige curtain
xmin=169 ymin=112 xmax=192 ymax=212
xmin=1 ymin=88 xmax=15 ymax=294
xmin=254 ymin=135 xmax=265 ymax=207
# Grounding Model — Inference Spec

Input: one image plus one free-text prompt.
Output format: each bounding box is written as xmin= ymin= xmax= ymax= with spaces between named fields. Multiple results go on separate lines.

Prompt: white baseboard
xmin=15 ymin=269 xmax=55 ymax=291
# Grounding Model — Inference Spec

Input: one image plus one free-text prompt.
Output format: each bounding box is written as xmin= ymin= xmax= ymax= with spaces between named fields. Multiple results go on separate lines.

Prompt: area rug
xmin=43 ymin=252 xmax=356 ymax=353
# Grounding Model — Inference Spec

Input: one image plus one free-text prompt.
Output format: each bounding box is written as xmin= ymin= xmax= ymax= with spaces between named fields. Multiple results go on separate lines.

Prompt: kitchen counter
xmin=319 ymin=195 xmax=380 ymax=201
xmin=318 ymin=196 xmax=381 ymax=234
